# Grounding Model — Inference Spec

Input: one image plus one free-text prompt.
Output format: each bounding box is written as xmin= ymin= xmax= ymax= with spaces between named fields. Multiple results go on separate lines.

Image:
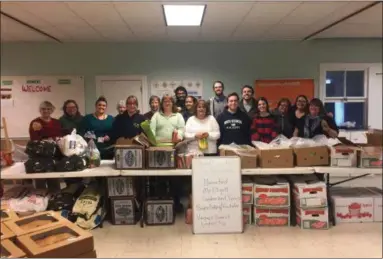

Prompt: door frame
xmin=95 ymin=75 xmax=149 ymax=113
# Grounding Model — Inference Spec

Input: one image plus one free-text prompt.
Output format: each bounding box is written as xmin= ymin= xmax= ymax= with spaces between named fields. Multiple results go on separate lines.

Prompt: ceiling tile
xmin=315 ymin=23 xmax=383 ymax=38
xmin=243 ymin=2 xmax=301 ymax=25
xmin=114 ymin=2 xmax=164 ymax=27
xmin=345 ymin=2 xmax=382 ymax=24
xmin=93 ymin=26 xmax=134 ymax=40
xmin=202 ymin=2 xmax=253 ymax=27
xmin=130 ymin=25 xmax=166 ymax=37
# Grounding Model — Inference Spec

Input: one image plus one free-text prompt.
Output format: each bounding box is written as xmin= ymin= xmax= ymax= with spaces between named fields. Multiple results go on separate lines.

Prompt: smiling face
xmin=176 ymin=90 xmax=186 ymax=101
xmin=309 ymin=104 xmax=320 ymax=117
xmin=213 ymin=82 xmax=223 ymax=96
xmin=65 ymin=102 xmax=78 ymax=116
xmin=196 ymin=102 xmax=207 ymax=119
xmin=296 ymin=96 xmax=308 ymax=110
xmin=278 ymin=101 xmax=289 ymax=114
xmin=227 ymin=95 xmax=239 ymax=112
xmin=118 ymin=105 xmax=126 ymax=114
xmin=150 ymin=99 xmax=159 ymax=112
xmin=185 ymin=97 xmax=195 ymax=111
xmin=242 ymin=87 xmax=253 ymax=101
xmin=40 ymin=107 xmax=53 ymax=118
xmin=258 ymin=100 xmax=268 ymax=113
xmin=96 ymin=101 xmax=107 ymax=115
xmin=126 ymin=99 xmax=137 ymax=114
xmin=162 ymin=96 xmax=173 ymax=112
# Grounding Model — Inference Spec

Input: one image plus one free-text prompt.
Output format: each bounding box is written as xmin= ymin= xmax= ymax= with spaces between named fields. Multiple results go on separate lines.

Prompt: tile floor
xmin=92 ymin=175 xmax=383 ymax=258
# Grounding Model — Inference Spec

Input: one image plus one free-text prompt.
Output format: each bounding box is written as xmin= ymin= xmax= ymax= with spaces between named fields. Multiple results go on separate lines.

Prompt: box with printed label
xmin=253 ymin=177 xmax=290 ymax=207
xmin=115 ymin=145 xmax=145 ymax=169
xmin=359 ymin=146 xmax=382 ymax=168
xmin=145 ymin=199 xmax=175 ymax=225
xmin=254 ymin=207 xmax=290 ymax=227
xmin=242 ymin=204 xmax=252 ymax=224
xmin=257 ymin=148 xmax=294 ymax=168
xmin=107 ymin=177 xmax=135 ymax=197
xmin=1 ymin=223 xmax=15 ymax=240
xmin=331 ymin=187 xmax=374 ymax=223
xmin=294 ymin=146 xmax=329 ymax=166
xmin=366 ymin=187 xmax=382 ymax=222
xmin=220 ymin=146 xmax=258 ymax=169
xmin=296 ymin=207 xmax=329 ymax=230
xmin=242 ymin=182 xmax=254 ymax=204
xmin=4 ymin=211 xmax=66 ymax=236
xmin=330 ymin=144 xmax=359 ymax=167
xmin=146 ymin=147 xmax=176 ymax=169
xmin=291 ymin=176 xmax=327 ymax=208
xmin=16 ymin=222 xmax=94 ymax=258
xmin=110 ymin=197 xmax=136 ymax=225
xmin=1 ymin=207 xmax=18 ymax=223
xmin=0 ymin=239 xmax=26 ymax=258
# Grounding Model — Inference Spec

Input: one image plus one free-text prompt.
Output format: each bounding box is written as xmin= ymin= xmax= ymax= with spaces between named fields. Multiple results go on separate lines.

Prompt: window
xmin=320 ymin=64 xmax=369 ymax=130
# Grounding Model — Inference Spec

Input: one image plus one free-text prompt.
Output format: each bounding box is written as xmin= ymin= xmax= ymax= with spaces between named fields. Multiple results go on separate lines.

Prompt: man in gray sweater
xmin=207 ymin=80 xmax=228 ymax=119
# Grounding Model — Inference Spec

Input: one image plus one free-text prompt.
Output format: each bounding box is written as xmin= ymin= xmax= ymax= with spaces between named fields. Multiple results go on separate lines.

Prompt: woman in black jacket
xmin=273 ymin=98 xmax=294 ymax=138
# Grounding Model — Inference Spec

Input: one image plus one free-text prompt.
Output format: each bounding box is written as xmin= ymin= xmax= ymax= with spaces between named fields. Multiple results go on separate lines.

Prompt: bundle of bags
xmin=24 ymin=130 xmax=101 ymax=173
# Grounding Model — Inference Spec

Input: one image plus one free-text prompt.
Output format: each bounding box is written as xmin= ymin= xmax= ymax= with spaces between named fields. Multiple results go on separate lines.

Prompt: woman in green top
xmin=80 ymin=96 xmax=114 ymax=159
xmin=150 ymin=94 xmax=185 ymax=143
xmin=59 ymin=100 xmax=83 ymax=135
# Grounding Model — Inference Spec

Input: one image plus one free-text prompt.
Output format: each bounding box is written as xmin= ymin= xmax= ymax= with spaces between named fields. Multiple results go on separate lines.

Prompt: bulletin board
xmin=254 ymin=79 xmax=315 ymax=109
xmin=150 ymin=79 xmax=203 ymax=99
xmin=1 ymin=76 xmax=85 ymax=138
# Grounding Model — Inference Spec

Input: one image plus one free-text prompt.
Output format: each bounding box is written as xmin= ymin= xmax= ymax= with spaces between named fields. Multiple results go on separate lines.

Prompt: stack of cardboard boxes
xmin=291 ymin=175 xmax=329 ymax=230
xmin=253 ymin=176 xmax=291 ymax=227
xmin=107 ymin=177 xmax=137 ymax=225
xmin=1 ymin=210 xmax=96 ymax=258
xmin=242 ymin=178 xmax=254 ymax=225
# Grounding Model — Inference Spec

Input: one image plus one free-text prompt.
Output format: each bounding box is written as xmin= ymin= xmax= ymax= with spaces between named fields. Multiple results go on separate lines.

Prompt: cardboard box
xmin=1 ymin=207 xmax=19 ymax=223
xmin=366 ymin=130 xmax=382 ymax=146
xmin=76 ymin=250 xmax=97 ymax=258
xmin=257 ymin=148 xmax=294 ymax=168
xmin=115 ymin=145 xmax=145 ymax=169
xmin=220 ymin=146 xmax=258 ymax=169
xmin=242 ymin=204 xmax=252 ymax=225
xmin=242 ymin=182 xmax=254 ymax=204
xmin=359 ymin=146 xmax=382 ymax=168
xmin=331 ymin=187 xmax=374 ymax=223
xmin=145 ymin=199 xmax=175 ymax=225
xmin=146 ymin=147 xmax=176 ymax=169
xmin=16 ymin=222 xmax=94 ymax=258
xmin=1 ymin=223 xmax=15 ymax=240
xmin=330 ymin=144 xmax=359 ymax=167
xmin=4 ymin=211 xmax=66 ymax=236
xmin=366 ymin=187 xmax=382 ymax=222
xmin=254 ymin=207 xmax=290 ymax=227
xmin=107 ymin=177 xmax=135 ymax=197
xmin=1 ymin=239 xmax=26 ymax=258
xmin=253 ymin=176 xmax=290 ymax=207
xmin=294 ymin=146 xmax=329 ymax=166
xmin=296 ymin=207 xmax=329 ymax=230
xmin=110 ymin=197 xmax=136 ymax=225
xmin=291 ymin=175 xmax=327 ymax=208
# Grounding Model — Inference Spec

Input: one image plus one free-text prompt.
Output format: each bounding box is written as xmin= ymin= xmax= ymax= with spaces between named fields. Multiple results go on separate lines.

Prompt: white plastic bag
xmin=58 ymin=129 xmax=88 ymax=157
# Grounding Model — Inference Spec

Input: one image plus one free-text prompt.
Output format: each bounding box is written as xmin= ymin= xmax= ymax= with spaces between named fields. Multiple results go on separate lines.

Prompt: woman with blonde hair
xmin=29 ymin=101 xmax=62 ymax=141
xmin=116 ymin=100 xmax=126 ymax=115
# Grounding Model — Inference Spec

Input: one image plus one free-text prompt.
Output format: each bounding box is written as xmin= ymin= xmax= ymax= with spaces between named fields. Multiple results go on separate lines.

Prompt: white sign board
xmin=150 ymin=79 xmax=203 ymax=99
xmin=192 ymin=157 xmax=243 ymax=234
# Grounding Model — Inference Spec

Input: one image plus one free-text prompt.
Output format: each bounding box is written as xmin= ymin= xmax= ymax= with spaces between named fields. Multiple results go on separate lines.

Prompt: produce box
xmin=110 ymin=197 xmax=136 ymax=225
xmin=1 ymin=207 xmax=18 ymax=223
xmin=0 ymin=239 xmax=26 ymax=258
xmin=4 ymin=211 xmax=66 ymax=236
xmin=291 ymin=175 xmax=327 ymax=208
xmin=115 ymin=145 xmax=145 ymax=169
xmin=366 ymin=187 xmax=382 ymax=222
xmin=296 ymin=207 xmax=329 ymax=230
xmin=330 ymin=139 xmax=360 ymax=167
xmin=76 ymin=250 xmax=97 ymax=258
xmin=254 ymin=207 xmax=290 ymax=227
xmin=366 ymin=130 xmax=382 ymax=146
xmin=242 ymin=181 xmax=254 ymax=205
xmin=253 ymin=176 xmax=290 ymax=207
xmin=145 ymin=199 xmax=175 ymax=225
xmin=331 ymin=187 xmax=374 ymax=223
xmin=359 ymin=146 xmax=382 ymax=168
xmin=219 ymin=145 xmax=258 ymax=169
xmin=146 ymin=147 xmax=176 ymax=169
xmin=16 ymin=222 xmax=94 ymax=258
xmin=242 ymin=204 xmax=252 ymax=224
xmin=256 ymin=148 xmax=293 ymax=168
xmin=293 ymin=146 xmax=329 ymax=166
xmin=107 ymin=177 xmax=135 ymax=197
xmin=1 ymin=223 xmax=15 ymax=240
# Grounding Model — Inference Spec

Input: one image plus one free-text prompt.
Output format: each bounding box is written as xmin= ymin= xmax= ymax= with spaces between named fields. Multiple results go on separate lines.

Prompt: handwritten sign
xmin=22 ymin=84 xmax=51 ymax=93
xmin=192 ymin=157 xmax=243 ymax=234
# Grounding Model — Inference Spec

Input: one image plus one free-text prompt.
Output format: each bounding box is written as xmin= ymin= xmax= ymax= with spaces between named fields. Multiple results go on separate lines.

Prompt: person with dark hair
xmin=251 ymin=97 xmax=278 ymax=143
xmin=273 ymin=98 xmax=294 ymax=138
xmin=294 ymin=98 xmax=339 ymax=138
xmin=207 ymin=80 xmax=228 ymax=118
xmin=29 ymin=101 xmax=62 ymax=141
xmin=111 ymin=96 xmax=146 ymax=143
xmin=217 ymin=92 xmax=251 ymax=146
xmin=185 ymin=99 xmax=220 ymax=155
xmin=79 ymin=96 xmax=114 ymax=159
xmin=291 ymin=95 xmax=309 ymax=121
xmin=174 ymin=86 xmax=188 ymax=113
xmin=182 ymin=96 xmax=197 ymax=122
xmin=59 ymin=99 xmax=83 ymax=135
xmin=239 ymin=85 xmax=257 ymax=118
xmin=150 ymin=95 xmax=185 ymax=143
xmin=144 ymin=95 xmax=160 ymax=120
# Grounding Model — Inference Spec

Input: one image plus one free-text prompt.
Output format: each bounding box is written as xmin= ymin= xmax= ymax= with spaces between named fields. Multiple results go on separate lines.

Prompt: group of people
xmin=29 ymin=81 xmax=339 ymax=160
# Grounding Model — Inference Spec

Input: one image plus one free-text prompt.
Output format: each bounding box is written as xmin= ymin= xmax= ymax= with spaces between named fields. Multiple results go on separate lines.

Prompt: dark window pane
xmin=326 ymin=71 xmax=345 ymax=97
xmin=325 ymin=102 xmax=365 ymax=129
xmin=346 ymin=70 xmax=364 ymax=97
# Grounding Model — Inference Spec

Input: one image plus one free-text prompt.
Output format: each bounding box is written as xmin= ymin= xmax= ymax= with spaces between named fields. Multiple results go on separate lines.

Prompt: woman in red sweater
xmin=29 ymin=101 xmax=62 ymax=141
xmin=251 ymin=97 xmax=278 ymax=143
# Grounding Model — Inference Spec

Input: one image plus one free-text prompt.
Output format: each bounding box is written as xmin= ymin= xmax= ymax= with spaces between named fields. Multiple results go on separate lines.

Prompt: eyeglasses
xmin=297 ymin=99 xmax=307 ymax=103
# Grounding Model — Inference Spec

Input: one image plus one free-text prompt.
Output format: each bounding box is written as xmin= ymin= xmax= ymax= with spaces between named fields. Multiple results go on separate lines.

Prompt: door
xmin=98 ymin=80 xmax=142 ymax=116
